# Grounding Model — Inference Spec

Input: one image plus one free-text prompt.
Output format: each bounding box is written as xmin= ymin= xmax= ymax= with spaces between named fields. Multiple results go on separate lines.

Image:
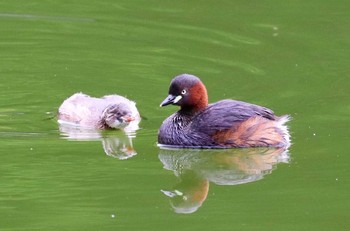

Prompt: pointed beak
xmin=160 ymin=94 xmax=176 ymax=107
xmin=120 ymin=115 xmax=135 ymax=123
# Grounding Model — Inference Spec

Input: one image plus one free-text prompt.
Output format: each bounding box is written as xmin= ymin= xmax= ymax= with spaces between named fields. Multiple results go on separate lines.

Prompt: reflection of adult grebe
xmin=161 ymin=171 xmax=209 ymax=214
xmin=159 ymin=147 xmax=289 ymax=213
xmin=59 ymin=123 xmax=138 ymax=160
xmin=159 ymin=74 xmax=290 ymax=148
xmin=58 ymin=93 xmax=140 ymax=130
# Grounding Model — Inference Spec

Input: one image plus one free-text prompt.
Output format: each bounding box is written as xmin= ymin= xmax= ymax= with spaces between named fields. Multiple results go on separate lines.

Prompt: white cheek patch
xmin=173 ymin=95 xmax=182 ymax=104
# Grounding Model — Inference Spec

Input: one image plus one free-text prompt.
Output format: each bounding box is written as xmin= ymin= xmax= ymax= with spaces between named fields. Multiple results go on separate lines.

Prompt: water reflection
xmin=159 ymin=147 xmax=290 ymax=214
xmin=58 ymin=121 xmax=139 ymax=160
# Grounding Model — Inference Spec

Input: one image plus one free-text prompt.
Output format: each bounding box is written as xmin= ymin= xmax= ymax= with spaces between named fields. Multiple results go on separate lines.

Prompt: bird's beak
xmin=160 ymin=94 xmax=182 ymax=107
xmin=120 ymin=115 xmax=135 ymax=123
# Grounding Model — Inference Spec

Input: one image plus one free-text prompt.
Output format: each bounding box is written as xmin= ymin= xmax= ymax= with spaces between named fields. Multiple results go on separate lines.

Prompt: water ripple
xmin=108 ymin=18 xmax=261 ymax=47
xmin=0 ymin=13 xmax=95 ymax=23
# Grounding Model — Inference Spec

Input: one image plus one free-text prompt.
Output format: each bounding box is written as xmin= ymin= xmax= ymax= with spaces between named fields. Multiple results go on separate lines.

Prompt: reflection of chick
xmin=58 ymin=123 xmax=138 ymax=160
xmin=161 ymin=171 xmax=209 ymax=214
xmin=58 ymin=93 xmax=140 ymax=129
xmin=102 ymin=136 xmax=137 ymax=160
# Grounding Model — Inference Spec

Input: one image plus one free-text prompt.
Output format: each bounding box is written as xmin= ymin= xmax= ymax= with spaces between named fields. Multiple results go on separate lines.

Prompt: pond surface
xmin=0 ymin=1 xmax=349 ymax=230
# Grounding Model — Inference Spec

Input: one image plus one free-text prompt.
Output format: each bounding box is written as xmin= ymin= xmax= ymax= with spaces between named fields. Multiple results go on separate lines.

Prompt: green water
xmin=1 ymin=1 xmax=349 ymax=230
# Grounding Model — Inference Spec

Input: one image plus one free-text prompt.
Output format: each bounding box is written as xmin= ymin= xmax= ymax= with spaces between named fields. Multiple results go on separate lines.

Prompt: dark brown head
xmin=160 ymin=74 xmax=208 ymax=113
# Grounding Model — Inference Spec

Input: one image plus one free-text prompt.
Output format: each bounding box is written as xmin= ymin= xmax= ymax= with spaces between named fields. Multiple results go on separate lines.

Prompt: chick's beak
xmin=120 ymin=115 xmax=135 ymax=123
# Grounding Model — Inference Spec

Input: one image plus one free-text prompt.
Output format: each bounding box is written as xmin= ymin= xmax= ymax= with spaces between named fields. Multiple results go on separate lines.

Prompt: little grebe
xmin=58 ymin=93 xmax=140 ymax=129
xmin=158 ymin=74 xmax=290 ymax=148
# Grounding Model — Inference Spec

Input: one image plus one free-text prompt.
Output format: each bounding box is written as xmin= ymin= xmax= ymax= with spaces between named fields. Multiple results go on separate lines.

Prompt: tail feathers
xmin=214 ymin=115 xmax=291 ymax=148
xmin=242 ymin=115 xmax=291 ymax=148
xmin=276 ymin=115 xmax=291 ymax=147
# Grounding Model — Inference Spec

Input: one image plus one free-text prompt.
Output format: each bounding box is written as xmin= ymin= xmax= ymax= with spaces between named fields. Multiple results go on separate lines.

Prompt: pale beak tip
xmin=121 ymin=116 xmax=135 ymax=123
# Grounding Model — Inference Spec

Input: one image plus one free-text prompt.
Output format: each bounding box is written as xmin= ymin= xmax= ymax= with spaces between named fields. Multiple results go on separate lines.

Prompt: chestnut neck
xmin=179 ymin=81 xmax=208 ymax=116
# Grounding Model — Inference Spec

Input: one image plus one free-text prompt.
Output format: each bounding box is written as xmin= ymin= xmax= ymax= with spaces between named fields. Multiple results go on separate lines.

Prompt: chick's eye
xmin=181 ymin=89 xmax=187 ymax=95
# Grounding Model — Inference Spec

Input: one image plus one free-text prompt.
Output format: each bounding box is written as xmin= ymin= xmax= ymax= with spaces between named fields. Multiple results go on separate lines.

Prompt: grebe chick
xmin=58 ymin=93 xmax=140 ymax=129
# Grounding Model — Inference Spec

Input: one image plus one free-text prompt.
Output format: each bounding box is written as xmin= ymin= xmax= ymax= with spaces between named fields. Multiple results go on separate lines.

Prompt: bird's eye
xmin=181 ymin=89 xmax=187 ymax=95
